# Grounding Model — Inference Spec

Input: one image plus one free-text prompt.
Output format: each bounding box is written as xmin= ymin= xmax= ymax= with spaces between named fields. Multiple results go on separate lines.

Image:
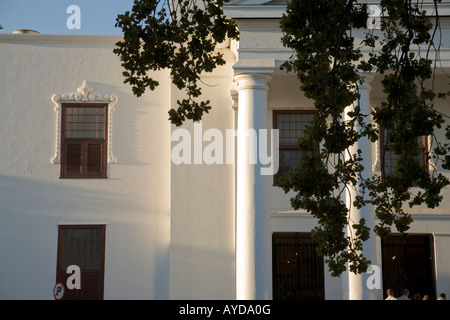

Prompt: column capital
xmin=233 ymin=58 xmax=275 ymax=91
xmin=358 ymin=72 xmax=375 ymax=92
xmin=234 ymin=73 xmax=272 ymax=92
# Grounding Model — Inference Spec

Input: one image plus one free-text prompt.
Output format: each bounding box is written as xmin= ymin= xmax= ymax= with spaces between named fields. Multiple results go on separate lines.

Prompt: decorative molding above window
xmin=51 ymin=81 xmax=118 ymax=165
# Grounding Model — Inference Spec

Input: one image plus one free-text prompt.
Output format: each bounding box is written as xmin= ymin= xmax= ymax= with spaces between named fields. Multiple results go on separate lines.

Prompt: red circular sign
xmin=53 ymin=282 xmax=65 ymax=300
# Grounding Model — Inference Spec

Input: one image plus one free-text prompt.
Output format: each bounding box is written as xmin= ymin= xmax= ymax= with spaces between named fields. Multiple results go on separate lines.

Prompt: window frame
xmin=273 ymin=110 xmax=316 ymax=185
xmin=60 ymin=103 xmax=108 ymax=179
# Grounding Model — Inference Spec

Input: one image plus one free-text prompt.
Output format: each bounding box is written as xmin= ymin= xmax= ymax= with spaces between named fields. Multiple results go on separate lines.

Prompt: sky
xmin=0 ymin=0 xmax=135 ymax=35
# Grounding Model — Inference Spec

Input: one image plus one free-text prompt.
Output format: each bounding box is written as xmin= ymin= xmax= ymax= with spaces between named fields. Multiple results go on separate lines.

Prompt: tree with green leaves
xmin=114 ymin=0 xmax=238 ymax=126
xmin=279 ymin=0 xmax=450 ymax=276
xmin=114 ymin=0 xmax=450 ymax=276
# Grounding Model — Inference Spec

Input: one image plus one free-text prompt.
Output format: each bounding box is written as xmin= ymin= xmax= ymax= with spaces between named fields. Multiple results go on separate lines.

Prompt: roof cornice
xmin=224 ymin=2 xmax=450 ymax=19
xmin=0 ymin=34 xmax=123 ymax=46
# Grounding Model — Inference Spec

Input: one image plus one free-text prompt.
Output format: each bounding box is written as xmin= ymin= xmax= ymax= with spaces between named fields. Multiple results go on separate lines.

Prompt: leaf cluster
xmin=114 ymin=0 xmax=238 ymax=126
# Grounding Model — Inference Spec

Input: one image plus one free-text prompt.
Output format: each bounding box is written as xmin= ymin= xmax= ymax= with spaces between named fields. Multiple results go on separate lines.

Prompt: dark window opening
xmin=272 ymin=232 xmax=324 ymax=300
xmin=382 ymin=234 xmax=436 ymax=300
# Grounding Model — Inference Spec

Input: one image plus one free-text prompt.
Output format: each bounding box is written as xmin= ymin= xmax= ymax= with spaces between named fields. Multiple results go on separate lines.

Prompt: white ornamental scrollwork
xmin=51 ymin=80 xmax=118 ymax=165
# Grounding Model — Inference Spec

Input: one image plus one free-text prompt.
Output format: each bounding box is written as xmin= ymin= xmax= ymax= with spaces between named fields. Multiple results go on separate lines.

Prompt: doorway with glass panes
xmin=56 ymin=225 xmax=106 ymax=300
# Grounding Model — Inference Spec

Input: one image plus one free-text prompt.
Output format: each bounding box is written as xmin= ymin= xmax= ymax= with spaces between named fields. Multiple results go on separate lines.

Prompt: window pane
xmin=279 ymin=150 xmax=301 ymax=177
xmin=274 ymin=111 xmax=316 ymax=183
xmin=60 ymin=227 xmax=105 ymax=271
xmin=277 ymin=112 xmax=314 ymax=147
xmin=64 ymin=106 xmax=105 ymax=138
xmin=382 ymin=129 xmax=427 ymax=178
xmin=384 ymin=150 xmax=398 ymax=177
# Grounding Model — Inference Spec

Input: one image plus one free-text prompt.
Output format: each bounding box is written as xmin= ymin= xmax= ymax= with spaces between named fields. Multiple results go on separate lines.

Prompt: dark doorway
xmin=272 ymin=232 xmax=325 ymax=300
xmin=382 ymin=234 xmax=436 ymax=299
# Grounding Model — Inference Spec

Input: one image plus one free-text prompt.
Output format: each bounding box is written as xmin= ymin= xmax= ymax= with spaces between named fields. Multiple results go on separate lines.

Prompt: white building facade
xmin=1 ymin=1 xmax=450 ymax=300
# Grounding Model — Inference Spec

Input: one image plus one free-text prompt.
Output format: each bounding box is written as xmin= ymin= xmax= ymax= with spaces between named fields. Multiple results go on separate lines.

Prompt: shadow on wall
xmin=85 ymin=80 xmax=171 ymax=168
xmin=0 ymin=174 xmax=136 ymax=220
xmin=0 ymin=174 xmax=170 ymax=299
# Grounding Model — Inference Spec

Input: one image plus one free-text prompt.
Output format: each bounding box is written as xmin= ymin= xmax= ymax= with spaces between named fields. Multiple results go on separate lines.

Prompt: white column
xmin=234 ymin=73 xmax=272 ymax=300
xmin=345 ymin=73 xmax=383 ymax=300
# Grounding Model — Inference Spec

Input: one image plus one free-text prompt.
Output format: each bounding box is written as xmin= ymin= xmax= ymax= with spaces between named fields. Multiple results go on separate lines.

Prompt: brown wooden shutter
xmin=80 ymin=274 xmax=104 ymax=300
xmin=66 ymin=144 xmax=82 ymax=173
xmin=87 ymin=144 xmax=103 ymax=173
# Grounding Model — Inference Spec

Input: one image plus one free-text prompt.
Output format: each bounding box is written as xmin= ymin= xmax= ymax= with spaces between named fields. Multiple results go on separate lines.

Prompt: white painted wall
xmin=0 ymin=34 xmax=171 ymax=299
xmin=169 ymin=48 xmax=237 ymax=299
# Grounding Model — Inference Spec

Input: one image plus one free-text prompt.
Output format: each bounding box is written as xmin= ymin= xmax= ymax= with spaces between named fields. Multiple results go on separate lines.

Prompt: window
xmin=56 ymin=225 xmax=106 ymax=300
xmin=60 ymin=103 xmax=108 ymax=178
xmin=273 ymin=110 xmax=315 ymax=184
xmin=272 ymin=232 xmax=325 ymax=300
xmin=380 ymin=129 xmax=428 ymax=179
xmin=382 ymin=234 xmax=436 ymax=300
xmin=51 ymin=81 xmax=118 ymax=171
